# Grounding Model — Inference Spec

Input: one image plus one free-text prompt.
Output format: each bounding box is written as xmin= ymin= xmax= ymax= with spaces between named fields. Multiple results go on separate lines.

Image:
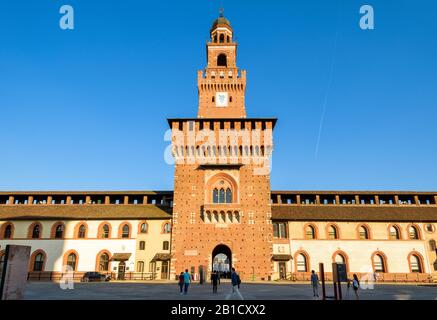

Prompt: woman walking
xmin=352 ymin=274 xmax=360 ymax=300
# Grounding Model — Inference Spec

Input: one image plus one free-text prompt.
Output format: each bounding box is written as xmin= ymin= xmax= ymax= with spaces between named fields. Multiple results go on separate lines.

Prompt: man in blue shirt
xmin=225 ymin=267 xmax=244 ymax=300
xmin=183 ymin=269 xmax=191 ymax=295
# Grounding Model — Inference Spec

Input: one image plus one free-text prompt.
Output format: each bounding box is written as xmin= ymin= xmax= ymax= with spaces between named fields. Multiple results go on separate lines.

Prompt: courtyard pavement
xmin=23 ymin=281 xmax=437 ymax=300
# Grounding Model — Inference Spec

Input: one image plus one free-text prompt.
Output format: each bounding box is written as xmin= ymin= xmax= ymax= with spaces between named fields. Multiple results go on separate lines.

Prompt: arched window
xmin=139 ymin=241 xmax=145 ymax=250
xmin=3 ymin=224 xmax=12 ymax=239
xmin=213 ymin=189 xmax=219 ymax=203
xmin=225 ymin=188 xmax=232 ymax=203
xmin=305 ymin=225 xmax=316 ymax=239
xmin=78 ymin=225 xmax=86 ymax=238
xmin=102 ymin=224 xmax=110 ymax=238
xmin=163 ymin=223 xmax=171 ymax=234
xmin=327 ymin=225 xmax=338 ymax=239
xmin=332 ymin=251 xmax=349 ymax=272
xmin=98 ymin=253 xmax=109 ymax=271
xmin=67 ymin=253 xmax=77 ymax=271
xmin=121 ymin=224 xmax=130 ymax=238
xmin=389 ymin=225 xmax=401 ymax=240
xmin=358 ymin=225 xmax=370 ymax=239
xmin=334 ymin=253 xmax=345 ymax=264
xmin=409 ymin=253 xmax=423 ymax=273
xmin=32 ymin=224 xmax=41 ymax=239
xmin=219 ymin=34 xmax=224 ymax=43
xmin=140 ymin=223 xmax=148 ymax=234
xmin=408 ymin=225 xmax=420 ymax=240
xmin=217 ymin=53 xmax=227 ymax=67
xmin=296 ymin=254 xmax=308 ymax=272
xmin=33 ymin=253 xmax=45 ymax=271
xmin=163 ymin=241 xmax=169 ymax=250
xmin=54 ymin=224 xmax=64 ymax=239
xmin=208 ymin=174 xmax=237 ymax=204
xmin=227 ymin=35 xmax=230 ymax=42
xmin=214 ymin=35 xmax=217 ymax=43
xmin=373 ymin=254 xmax=386 ymax=272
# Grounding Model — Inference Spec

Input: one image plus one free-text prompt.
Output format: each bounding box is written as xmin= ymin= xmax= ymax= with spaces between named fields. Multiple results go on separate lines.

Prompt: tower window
xmin=212 ymin=188 xmax=232 ymax=204
xmin=139 ymin=241 xmax=145 ymax=250
xmin=219 ymin=34 xmax=224 ymax=43
xmin=217 ymin=54 xmax=227 ymax=67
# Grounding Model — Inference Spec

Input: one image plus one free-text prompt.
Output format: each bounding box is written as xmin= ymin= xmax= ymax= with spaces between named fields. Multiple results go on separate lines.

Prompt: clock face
xmin=215 ymin=92 xmax=228 ymax=107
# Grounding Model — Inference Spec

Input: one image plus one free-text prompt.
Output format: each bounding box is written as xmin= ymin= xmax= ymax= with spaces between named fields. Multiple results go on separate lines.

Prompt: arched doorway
xmin=212 ymin=244 xmax=232 ymax=279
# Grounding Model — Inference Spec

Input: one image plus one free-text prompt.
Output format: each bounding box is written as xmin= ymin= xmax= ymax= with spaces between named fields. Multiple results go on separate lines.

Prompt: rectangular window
xmin=273 ymin=223 xmax=279 ymax=237
xmin=149 ymin=262 xmax=156 ymax=273
xmin=137 ymin=261 xmax=144 ymax=273
xmin=273 ymin=223 xmax=287 ymax=238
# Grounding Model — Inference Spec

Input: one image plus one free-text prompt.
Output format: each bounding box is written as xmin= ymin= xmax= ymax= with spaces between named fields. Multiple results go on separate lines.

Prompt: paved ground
xmin=23 ymin=281 xmax=437 ymax=300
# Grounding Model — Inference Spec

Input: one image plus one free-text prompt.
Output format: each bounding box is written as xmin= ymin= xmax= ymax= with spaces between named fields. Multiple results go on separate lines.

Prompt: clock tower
xmin=197 ymin=12 xmax=246 ymax=118
xmin=168 ymin=12 xmax=276 ymax=281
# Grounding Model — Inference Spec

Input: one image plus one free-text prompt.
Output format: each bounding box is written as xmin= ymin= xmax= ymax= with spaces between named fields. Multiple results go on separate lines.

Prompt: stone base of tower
xmin=170 ymin=236 xmax=273 ymax=281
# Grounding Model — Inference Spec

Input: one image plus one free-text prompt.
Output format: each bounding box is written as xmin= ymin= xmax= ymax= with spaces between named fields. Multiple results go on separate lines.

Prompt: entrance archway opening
xmin=212 ymin=244 xmax=232 ymax=279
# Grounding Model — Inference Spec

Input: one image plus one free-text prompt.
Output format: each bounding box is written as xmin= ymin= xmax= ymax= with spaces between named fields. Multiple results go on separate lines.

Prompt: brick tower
xmin=168 ymin=12 xmax=276 ymax=281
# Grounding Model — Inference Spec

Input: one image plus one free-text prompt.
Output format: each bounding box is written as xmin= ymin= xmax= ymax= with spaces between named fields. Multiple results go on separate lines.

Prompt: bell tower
xmin=168 ymin=11 xmax=276 ymax=281
xmin=197 ymin=11 xmax=247 ymax=118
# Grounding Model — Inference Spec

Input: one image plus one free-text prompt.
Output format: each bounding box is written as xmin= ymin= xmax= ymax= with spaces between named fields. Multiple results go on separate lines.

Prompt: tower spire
xmin=197 ymin=13 xmax=246 ymax=118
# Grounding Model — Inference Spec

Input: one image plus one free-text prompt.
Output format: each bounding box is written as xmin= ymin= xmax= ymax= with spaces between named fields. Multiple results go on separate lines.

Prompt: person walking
xmin=352 ymin=274 xmax=360 ymax=300
xmin=225 ymin=267 xmax=244 ymax=300
xmin=178 ymin=272 xmax=184 ymax=295
xmin=310 ymin=270 xmax=320 ymax=297
xmin=211 ymin=271 xmax=219 ymax=294
xmin=183 ymin=269 xmax=191 ymax=295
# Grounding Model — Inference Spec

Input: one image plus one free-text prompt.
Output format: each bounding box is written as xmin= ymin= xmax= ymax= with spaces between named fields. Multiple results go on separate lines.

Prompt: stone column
xmin=355 ymin=195 xmax=360 ymax=205
xmin=374 ymin=195 xmax=379 ymax=205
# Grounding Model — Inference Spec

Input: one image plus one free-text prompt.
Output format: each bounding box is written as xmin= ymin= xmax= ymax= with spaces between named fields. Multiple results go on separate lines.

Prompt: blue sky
xmin=0 ymin=0 xmax=436 ymax=191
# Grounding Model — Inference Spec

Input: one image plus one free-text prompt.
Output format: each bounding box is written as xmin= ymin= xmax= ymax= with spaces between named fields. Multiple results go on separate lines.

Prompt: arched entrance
xmin=212 ymin=244 xmax=232 ymax=279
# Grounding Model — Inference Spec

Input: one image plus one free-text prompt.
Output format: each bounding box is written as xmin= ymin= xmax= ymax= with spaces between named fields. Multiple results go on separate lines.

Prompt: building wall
xmin=269 ymin=221 xmax=434 ymax=280
xmin=0 ymin=219 xmax=167 ymax=274
xmin=135 ymin=219 xmax=171 ymax=279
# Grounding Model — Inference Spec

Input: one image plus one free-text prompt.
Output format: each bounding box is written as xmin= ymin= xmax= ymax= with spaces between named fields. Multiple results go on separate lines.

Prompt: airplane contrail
xmin=315 ymin=11 xmax=341 ymax=159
